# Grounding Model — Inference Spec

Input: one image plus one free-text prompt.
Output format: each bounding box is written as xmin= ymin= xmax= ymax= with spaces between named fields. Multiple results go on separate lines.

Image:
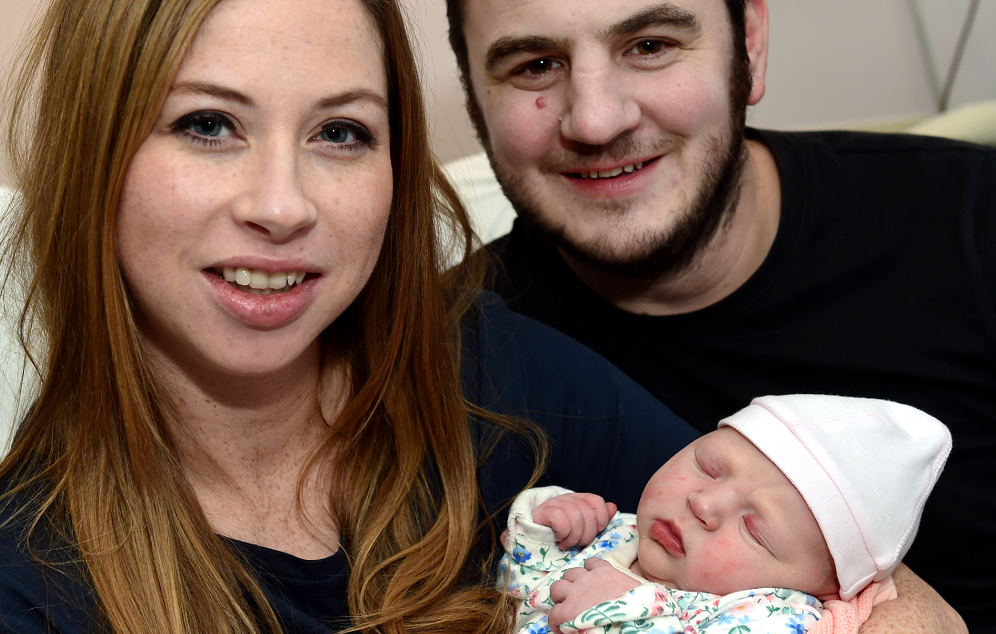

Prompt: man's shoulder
xmin=751 ymin=127 xmax=996 ymax=157
xmin=753 ymin=127 xmax=996 ymax=233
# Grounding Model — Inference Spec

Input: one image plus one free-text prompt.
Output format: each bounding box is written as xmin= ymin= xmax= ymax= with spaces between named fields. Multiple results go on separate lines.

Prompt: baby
xmin=501 ymin=395 xmax=951 ymax=634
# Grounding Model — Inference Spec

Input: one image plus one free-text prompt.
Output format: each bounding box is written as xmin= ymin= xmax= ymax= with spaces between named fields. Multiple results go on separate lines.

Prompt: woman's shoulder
xmin=461 ymin=291 xmax=665 ymax=411
xmin=461 ymin=292 xmax=699 ymax=514
xmin=0 ymin=478 xmax=99 ymax=633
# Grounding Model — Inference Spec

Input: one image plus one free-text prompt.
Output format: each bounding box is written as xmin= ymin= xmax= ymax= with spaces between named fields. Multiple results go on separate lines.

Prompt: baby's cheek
xmin=689 ymin=533 xmax=753 ymax=595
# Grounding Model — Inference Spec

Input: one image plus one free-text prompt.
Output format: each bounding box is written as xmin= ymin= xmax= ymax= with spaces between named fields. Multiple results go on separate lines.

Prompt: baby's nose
xmin=688 ymin=485 xmax=736 ymax=530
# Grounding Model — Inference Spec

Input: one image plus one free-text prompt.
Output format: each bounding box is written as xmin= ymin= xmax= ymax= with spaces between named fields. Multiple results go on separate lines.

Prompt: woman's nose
xmin=233 ymin=140 xmax=318 ymax=241
xmin=688 ymin=486 xmax=735 ymax=531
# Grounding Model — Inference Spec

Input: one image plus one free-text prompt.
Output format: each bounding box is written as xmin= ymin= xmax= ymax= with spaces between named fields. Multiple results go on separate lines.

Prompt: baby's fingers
xmin=572 ymin=494 xmax=616 ymax=542
xmin=550 ymin=576 xmax=574 ymax=603
xmin=553 ymin=502 xmax=598 ymax=548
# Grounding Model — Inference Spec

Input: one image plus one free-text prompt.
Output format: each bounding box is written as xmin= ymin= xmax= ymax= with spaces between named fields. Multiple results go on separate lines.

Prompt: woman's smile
xmin=201 ymin=265 xmax=320 ymax=330
xmin=212 ymin=267 xmax=311 ymax=295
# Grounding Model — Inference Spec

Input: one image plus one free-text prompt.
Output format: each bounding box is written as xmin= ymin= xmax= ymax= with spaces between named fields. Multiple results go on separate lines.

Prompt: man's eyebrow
xmin=604 ymin=3 xmax=700 ymax=39
xmin=315 ymin=89 xmax=388 ymax=111
xmin=485 ymin=35 xmax=569 ymax=72
xmin=169 ymin=82 xmax=255 ymax=108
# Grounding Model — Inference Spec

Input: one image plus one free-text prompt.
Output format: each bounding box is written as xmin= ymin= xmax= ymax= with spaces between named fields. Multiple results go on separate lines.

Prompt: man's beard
xmin=493 ymin=130 xmax=747 ymax=280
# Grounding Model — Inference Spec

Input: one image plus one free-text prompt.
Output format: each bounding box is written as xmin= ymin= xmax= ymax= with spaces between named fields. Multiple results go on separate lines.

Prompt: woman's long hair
xmin=0 ymin=0 xmax=545 ymax=632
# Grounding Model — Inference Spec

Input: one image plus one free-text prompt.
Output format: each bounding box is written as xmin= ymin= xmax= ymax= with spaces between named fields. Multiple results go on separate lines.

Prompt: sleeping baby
xmin=501 ymin=394 xmax=950 ymax=634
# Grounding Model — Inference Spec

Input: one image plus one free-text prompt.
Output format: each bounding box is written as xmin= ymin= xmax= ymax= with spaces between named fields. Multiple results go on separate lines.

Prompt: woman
xmin=0 ymin=0 xmax=696 ymax=632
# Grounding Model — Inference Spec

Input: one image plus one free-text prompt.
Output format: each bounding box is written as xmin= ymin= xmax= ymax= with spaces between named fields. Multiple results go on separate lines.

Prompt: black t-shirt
xmin=0 ymin=293 xmax=698 ymax=632
xmin=486 ymin=129 xmax=996 ymax=632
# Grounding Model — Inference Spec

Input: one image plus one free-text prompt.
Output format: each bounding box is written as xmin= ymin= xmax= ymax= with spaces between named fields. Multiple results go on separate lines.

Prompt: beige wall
xmin=2 ymin=0 xmax=994 ymax=178
xmin=0 ymin=0 xmax=44 ymax=187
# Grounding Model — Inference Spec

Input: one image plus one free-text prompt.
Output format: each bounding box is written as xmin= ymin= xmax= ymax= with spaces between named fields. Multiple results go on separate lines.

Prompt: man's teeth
xmin=580 ymin=161 xmax=644 ymax=179
xmin=216 ymin=267 xmax=308 ymax=295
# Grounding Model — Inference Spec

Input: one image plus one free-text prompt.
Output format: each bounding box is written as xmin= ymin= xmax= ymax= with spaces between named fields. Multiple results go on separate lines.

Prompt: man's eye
xmin=521 ymin=58 xmax=563 ymax=75
xmin=626 ymin=40 xmax=668 ymax=56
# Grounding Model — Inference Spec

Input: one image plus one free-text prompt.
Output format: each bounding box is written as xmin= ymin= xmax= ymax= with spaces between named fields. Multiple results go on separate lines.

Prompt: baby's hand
xmin=531 ymin=492 xmax=618 ymax=549
xmin=548 ymin=558 xmax=640 ymax=633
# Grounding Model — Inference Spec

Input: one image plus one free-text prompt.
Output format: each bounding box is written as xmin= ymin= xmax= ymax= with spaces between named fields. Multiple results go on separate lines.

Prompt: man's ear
xmin=744 ymin=0 xmax=769 ymax=106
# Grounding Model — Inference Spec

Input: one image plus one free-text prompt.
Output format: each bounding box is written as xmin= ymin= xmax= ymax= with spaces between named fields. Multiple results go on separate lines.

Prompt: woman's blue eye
xmin=317 ymin=121 xmax=372 ymax=148
xmin=191 ymin=118 xmax=226 ymax=137
xmin=319 ymin=126 xmax=355 ymax=144
xmin=171 ymin=111 xmax=235 ymax=143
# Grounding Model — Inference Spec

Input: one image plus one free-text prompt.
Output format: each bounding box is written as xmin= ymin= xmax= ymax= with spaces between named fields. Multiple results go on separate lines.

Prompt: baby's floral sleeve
xmin=560 ymin=586 xmax=823 ymax=634
xmin=499 ymin=486 xmax=641 ymax=633
xmin=500 ymin=486 xmax=586 ymax=599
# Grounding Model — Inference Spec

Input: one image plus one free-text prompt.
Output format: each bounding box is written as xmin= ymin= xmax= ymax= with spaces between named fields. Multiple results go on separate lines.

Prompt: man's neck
xmin=559 ymin=139 xmax=782 ymax=316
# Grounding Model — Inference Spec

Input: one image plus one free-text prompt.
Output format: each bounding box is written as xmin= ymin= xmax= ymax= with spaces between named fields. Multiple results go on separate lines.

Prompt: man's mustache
xmin=536 ymin=134 xmax=683 ymax=173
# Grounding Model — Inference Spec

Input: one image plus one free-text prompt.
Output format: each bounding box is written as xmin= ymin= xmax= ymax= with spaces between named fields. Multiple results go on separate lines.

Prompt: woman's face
xmin=117 ymin=0 xmax=391 ymax=379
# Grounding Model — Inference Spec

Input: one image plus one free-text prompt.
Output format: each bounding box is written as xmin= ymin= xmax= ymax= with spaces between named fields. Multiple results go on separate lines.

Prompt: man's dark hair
xmin=445 ymin=0 xmax=752 ymax=148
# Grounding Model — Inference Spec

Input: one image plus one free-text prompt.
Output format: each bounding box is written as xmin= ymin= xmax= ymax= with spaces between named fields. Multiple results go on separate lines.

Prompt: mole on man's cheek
xmin=536 ymin=96 xmax=547 ymax=108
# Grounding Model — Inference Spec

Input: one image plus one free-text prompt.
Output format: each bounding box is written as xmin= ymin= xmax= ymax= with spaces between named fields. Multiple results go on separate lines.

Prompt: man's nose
xmin=560 ymin=64 xmax=640 ymax=146
xmin=232 ymin=139 xmax=318 ymax=241
xmin=688 ymin=486 xmax=735 ymax=531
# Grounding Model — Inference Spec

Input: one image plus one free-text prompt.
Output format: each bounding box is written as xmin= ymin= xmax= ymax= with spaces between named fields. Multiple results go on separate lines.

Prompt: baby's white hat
xmin=718 ymin=394 xmax=951 ymax=600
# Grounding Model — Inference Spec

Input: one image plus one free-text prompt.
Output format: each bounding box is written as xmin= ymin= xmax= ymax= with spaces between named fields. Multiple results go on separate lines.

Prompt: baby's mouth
xmin=650 ymin=519 xmax=684 ymax=556
xmin=212 ymin=267 xmax=309 ymax=295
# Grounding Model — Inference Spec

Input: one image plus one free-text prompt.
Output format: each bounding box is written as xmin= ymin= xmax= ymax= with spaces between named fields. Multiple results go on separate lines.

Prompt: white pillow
xmin=1 ymin=186 xmax=34 ymax=452
xmin=441 ymin=152 xmax=516 ymax=245
xmin=909 ymin=100 xmax=996 ymax=147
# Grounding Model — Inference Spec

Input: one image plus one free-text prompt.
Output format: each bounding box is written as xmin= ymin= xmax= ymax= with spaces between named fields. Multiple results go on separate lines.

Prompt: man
xmin=445 ymin=0 xmax=994 ymax=631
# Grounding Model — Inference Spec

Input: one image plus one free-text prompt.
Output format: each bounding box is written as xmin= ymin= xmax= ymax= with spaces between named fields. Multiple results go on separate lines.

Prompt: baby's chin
xmin=629 ymin=557 xmax=678 ymax=589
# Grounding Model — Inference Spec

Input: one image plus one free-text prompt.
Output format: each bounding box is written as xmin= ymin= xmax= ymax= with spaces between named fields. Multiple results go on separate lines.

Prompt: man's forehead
xmin=464 ymin=0 xmax=726 ymax=39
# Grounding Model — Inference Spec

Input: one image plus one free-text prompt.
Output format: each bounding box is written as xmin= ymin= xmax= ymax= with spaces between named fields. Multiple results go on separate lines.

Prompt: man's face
xmin=462 ymin=0 xmax=763 ymax=277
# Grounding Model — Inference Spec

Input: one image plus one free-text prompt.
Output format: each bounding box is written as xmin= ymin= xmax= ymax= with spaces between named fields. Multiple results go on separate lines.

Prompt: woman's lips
xmin=204 ymin=270 xmax=317 ymax=329
xmin=650 ymin=519 xmax=684 ymax=557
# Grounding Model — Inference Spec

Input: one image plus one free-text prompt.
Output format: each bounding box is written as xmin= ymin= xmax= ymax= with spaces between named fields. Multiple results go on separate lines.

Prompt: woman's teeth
xmin=214 ymin=267 xmax=308 ymax=295
xmin=579 ymin=161 xmax=645 ymax=179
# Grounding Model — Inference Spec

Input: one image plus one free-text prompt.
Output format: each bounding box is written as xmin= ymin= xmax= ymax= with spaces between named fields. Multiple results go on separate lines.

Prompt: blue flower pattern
xmin=512 ymin=547 xmax=532 ymax=564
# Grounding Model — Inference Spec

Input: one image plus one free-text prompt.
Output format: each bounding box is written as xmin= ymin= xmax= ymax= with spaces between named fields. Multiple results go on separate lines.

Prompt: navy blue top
xmin=0 ymin=293 xmax=698 ymax=632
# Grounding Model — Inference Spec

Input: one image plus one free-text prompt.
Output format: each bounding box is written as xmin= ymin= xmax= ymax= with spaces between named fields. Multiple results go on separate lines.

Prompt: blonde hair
xmin=0 ymin=0 xmax=545 ymax=632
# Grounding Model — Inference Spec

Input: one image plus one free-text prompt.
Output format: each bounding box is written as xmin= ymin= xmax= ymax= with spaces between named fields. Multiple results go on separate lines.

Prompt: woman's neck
xmin=145 ymin=339 xmax=346 ymax=559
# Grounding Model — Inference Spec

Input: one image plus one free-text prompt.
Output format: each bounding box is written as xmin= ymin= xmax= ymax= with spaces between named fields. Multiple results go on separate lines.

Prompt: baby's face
xmin=634 ymin=428 xmax=836 ymax=597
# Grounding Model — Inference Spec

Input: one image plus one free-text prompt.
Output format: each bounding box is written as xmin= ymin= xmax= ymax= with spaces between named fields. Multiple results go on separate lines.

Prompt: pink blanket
xmin=810 ymin=577 xmax=898 ymax=634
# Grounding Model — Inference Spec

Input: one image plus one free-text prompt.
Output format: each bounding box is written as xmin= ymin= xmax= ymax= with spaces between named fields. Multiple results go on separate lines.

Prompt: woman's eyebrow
xmin=314 ymin=89 xmax=388 ymax=112
xmin=170 ymin=81 xmax=255 ymax=107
